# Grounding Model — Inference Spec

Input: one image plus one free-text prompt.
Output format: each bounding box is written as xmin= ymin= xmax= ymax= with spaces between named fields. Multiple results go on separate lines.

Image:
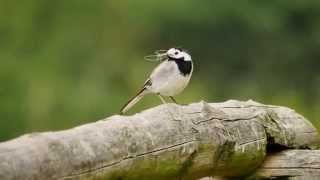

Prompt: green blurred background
xmin=0 ymin=0 xmax=319 ymax=141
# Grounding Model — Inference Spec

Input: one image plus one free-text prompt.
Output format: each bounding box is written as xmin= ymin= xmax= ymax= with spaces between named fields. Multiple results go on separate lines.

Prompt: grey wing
xmin=149 ymin=61 xmax=175 ymax=84
xmin=146 ymin=60 xmax=177 ymax=93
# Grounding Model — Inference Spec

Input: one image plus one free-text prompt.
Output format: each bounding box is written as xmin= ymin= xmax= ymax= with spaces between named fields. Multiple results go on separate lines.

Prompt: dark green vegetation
xmin=0 ymin=1 xmax=319 ymax=141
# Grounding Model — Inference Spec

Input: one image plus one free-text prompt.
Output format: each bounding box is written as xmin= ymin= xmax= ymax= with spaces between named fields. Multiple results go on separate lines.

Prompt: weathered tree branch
xmin=0 ymin=100 xmax=318 ymax=180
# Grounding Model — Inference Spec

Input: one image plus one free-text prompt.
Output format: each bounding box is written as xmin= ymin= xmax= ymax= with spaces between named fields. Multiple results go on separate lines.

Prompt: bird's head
xmin=166 ymin=48 xmax=192 ymax=61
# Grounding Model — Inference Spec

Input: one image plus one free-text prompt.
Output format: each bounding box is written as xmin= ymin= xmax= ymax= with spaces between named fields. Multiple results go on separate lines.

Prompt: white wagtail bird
xmin=120 ymin=47 xmax=193 ymax=114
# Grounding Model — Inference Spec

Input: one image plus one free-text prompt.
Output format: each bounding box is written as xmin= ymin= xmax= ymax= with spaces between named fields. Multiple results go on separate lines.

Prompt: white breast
xmin=147 ymin=60 xmax=192 ymax=96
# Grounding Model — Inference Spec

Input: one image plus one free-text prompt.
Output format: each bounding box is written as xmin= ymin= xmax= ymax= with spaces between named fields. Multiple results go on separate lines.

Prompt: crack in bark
xmin=58 ymin=140 xmax=198 ymax=179
xmin=221 ymin=115 xmax=260 ymax=122
xmin=192 ymin=114 xmax=259 ymax=125
xmin=238 ymin=138 xmax=266 ymax=146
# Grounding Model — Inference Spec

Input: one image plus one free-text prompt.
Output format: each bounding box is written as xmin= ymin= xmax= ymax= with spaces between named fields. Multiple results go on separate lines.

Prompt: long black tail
xmin=120 ymin=88 xmax=148 ymax=114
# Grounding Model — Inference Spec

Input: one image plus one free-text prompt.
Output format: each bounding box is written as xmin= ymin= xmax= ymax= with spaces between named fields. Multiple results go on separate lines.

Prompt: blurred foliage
xmin=0 ymin=0 xmax=319 ymax=141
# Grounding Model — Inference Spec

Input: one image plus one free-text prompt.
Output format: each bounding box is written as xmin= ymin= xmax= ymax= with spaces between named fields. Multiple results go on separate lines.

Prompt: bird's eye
xmin=174 ymin=52 xmax=179 ymax=55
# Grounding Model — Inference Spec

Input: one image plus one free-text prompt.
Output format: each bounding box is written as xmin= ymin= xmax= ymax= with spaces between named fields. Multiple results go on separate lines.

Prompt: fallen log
xmin=0 ymin=100 xmax=318 ymax=180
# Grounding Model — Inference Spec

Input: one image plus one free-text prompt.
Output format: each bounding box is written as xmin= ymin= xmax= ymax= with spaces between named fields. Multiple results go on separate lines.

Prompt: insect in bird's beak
xmin=144 ymin=49 xmax=168 ymax=62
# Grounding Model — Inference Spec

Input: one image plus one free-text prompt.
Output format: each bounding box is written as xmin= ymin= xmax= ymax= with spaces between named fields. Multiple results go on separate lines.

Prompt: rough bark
xmin=0 ymin=100 xmax=318 ymax=180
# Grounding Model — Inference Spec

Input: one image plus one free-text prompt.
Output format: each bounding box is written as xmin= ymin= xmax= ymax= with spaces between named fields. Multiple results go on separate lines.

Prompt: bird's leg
xmin=170 ymin=96 xmax=187 ymax=105
xmin=169 ymin=96 xmax=178 ymax=104
xmin=157 ymin=94 xmax=181 ymax=121
xmin=157 ymin=94 xmax=167 ymax=104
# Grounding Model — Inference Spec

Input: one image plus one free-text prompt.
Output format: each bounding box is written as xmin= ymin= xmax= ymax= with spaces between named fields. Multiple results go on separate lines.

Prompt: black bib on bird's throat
xmin=168 ymin=57 xmax=192 ymax=76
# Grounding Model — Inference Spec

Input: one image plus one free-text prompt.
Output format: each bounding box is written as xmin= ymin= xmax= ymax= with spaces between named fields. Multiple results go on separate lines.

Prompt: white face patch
xmin=181 ymin=51 xmax=192 ymax=61
xmin=166 ymin=48 xmax=184 ymax=59
xmin=166 ymin=48 xmax=192 ymax=61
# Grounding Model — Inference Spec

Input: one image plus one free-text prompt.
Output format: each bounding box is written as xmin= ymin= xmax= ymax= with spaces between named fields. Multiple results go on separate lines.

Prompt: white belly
xmin=147 ymin=60 xmax=192 ymax=96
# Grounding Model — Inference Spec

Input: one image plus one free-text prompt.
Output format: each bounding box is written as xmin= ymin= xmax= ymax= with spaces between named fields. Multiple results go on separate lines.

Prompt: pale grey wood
xmin=0 ymin=100 xmax=318 ymax=180
xmin=253 ymin=150 xmax=320 ymax=180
